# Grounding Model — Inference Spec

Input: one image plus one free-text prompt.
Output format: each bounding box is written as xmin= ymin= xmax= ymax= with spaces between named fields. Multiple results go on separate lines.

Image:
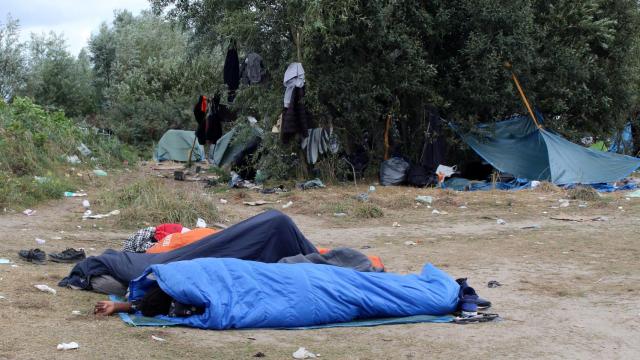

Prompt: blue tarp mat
xmin=443 ymin=177 xmax=637 ymax=193
xmin=109 ymin=296 xmax=454 ymax=329
xmin=460 ymin=115 xmax=640 ymax=185
xmin=127 ymin=258 xmax=460 ymax=330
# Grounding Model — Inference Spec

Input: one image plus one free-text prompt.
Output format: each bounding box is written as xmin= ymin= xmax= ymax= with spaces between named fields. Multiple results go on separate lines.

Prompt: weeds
xmin=96 ymin=177 xmax=219 ymax=228
xmin=567 ymin=186 xmax=600 ymax=201
xmin=354 ymin=203 xmax=384 ymax=218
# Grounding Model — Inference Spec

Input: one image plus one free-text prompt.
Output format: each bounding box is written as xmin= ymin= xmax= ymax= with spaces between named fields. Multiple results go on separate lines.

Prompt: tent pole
xmin=511 ymin=72 xmax=542 ymax=129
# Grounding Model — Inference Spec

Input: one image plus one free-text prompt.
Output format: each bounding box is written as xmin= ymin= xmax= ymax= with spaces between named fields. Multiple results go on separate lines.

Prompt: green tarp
xmin=460 ymin=115 xmax=640 ymax=185
xmin=154 ymin=130 xmax=204 ymax=162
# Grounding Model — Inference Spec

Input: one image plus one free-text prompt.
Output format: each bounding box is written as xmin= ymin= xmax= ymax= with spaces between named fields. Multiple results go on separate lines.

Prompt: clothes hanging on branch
xmin=195 ymin=94 xmax=236 ymax=145
xmin=283 ymin=62 xmax=305 ymax=107
xmin=223 ymin=45 xmax=240 ymax=102
xmin=240 ymin=52 xmax=265 ymax=85
xmin=282 ymin=87 xmax=314 ymax=144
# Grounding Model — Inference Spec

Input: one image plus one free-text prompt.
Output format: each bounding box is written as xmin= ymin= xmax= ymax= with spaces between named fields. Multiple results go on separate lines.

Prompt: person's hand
xmin=94 ymin=301 xmax=116 ymax=316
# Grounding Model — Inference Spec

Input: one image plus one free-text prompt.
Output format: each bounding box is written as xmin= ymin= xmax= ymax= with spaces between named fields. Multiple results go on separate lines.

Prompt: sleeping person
xmin=93 ymin=257 xmax=460 ymax=329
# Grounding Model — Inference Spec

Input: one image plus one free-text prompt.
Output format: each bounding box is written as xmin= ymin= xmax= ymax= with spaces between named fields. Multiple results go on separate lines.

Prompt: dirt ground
xmin=1 ymin=166 xmax=639 ymax=359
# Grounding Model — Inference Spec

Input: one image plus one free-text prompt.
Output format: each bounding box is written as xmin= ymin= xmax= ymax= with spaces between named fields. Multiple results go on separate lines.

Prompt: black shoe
xmin=49 ymin=248 xmax=86 ymax=263
xmin=456 ymin=278 xmax=492 ymax=310
xmin=18 ymin=248 xmax=46 ymax=264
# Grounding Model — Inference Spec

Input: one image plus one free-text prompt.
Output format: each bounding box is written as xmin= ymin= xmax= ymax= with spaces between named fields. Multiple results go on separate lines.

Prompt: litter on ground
xmin=293 ymin=347 xmax=319 ymax=359
xmin=57 ymin=342 xmax=79 ymax=351
xmin=34 ymin=284 xmax=57 ymax=295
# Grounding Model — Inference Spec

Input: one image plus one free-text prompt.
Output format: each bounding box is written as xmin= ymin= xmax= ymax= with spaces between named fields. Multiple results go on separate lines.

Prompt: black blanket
xmin=59 ymin=210 xmax=317 ymax=289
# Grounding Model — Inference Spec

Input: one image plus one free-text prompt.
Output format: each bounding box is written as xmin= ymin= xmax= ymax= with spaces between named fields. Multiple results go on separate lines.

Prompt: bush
xmin=0 ymin=97 xmax=137 ymax=208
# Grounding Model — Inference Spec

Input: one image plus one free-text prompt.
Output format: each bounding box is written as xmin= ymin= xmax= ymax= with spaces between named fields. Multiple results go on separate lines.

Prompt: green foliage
xmin=0 ymin=97 xmax=137 ymax=208
xmin=0 ymin=15 xmax=26 ymax=100
xmin=88 ymin=10 xmax=221 ymax=146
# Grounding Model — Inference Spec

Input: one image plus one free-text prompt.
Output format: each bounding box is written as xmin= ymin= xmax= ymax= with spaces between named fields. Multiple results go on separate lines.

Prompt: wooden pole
xmin=511 ymin=72 xmax=542 ymax=129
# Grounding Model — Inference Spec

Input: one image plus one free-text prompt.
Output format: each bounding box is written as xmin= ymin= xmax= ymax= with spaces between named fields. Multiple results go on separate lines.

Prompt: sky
xmin=2 ymin=0 xmax=150 ymax=56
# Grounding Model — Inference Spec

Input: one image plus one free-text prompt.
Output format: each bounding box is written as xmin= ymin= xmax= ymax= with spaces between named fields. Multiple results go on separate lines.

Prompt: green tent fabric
xmin=154 ymin=130 xmax=204 ymax=162
xmin=210 ymin=125 xmax=263 ymax=167
xmin=460 ymin=115 xmax=640 ymax=185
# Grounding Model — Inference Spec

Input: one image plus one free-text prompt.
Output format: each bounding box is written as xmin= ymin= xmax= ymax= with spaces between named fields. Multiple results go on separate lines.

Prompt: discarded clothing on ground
xmin=123 ymin=227 xmax=157 ymax=253
xmin=296 ymin=178 xmax=325 ymax=190
xmin=128 ymin=258 xmax=460 ymax=329
xmin=59 ymin=210 xmax=318 ymax=291
xmin=278 ymin=247 xmax=383 ymax=272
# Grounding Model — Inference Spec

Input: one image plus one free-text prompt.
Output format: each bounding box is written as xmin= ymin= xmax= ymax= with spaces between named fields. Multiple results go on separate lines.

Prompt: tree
xmin=0 ymin=15 xmax=26 ymax=101
xmin=20 ymin=31 xmax=96 ymax=117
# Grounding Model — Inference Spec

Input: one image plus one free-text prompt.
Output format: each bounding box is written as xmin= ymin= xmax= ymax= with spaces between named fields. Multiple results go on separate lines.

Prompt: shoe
xmin=49 ymin=248 xmax=86 ymax=263
xmin=459 ymin=286 xmax=479 ymax=317
xmin=456 ymin=278 xmax=492 ymax=310
xmin=18 ymin=248 xmax=46 ymax=264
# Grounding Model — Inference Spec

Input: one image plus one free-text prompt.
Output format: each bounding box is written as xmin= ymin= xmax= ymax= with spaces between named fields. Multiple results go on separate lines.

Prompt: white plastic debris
xmin=57 ymin=342 xmax=79 ymax=350
xmin=35 ymin=238 xmax=46 ymax=245
xmin=196 ymin=218 xmax=207 ymax=228
xmin=459 ymin=205 xmax=468 ymax=209
xmin=84 ymin=209 xmax=120 ymax=219
xmin=531 ymin=180 xmax=541 ymax=189
xmin=52 ymin=236 xmax=62 ymax=240
xmin=23 ymin=209 xmax=36 ymax=216
xmin=559 ymin=201 xmax=570 ymax=208
xmin=35 ymin=284 xmax=57 ymax=295
xmin=282 ymin=201 xmax=293 ymax=209
xmin=415 ymin=195 xmax=433 ymax=205
xmin=432 ymin=209 xmax=441 ymax=214
xmin=82 ymin=200 xmax=90 ymax=208
xmin=496 ymin=219 xmax=506 ymax=225
xmin=66 ymin=155 xmax=81 ymax=164
xmin=392 ymin=222 xmax=401 ymax=227
xmin=293 ymin=347 xmax=318 ymax=359
xmin=369 ymin=185 xmax=376 ymax=192
xmin=404 ymin=241 xmax=417 ymax=246
xmin=219 ymin=199 xmax=228 ymax=204
xmin=77 ymin=143 xmax=92 ymax=156
xmin=151 ymin=335 xmax=166 ymax=342
xmin=333 ymin=212 xmax=347 ymax=217
xmin=71 ymin=310 xmax=81 ymax=315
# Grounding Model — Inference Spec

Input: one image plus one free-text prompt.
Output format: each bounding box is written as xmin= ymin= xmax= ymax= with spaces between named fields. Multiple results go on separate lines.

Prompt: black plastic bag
xmin=380 ymin=157 xmax=410 ymax=186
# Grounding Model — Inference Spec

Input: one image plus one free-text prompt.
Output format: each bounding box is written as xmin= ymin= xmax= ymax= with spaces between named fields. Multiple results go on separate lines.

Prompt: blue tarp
xmin=128 ymin=258 xmax=460 ymax=330
xmin=460 ymin=115 xmax=640 ymax=185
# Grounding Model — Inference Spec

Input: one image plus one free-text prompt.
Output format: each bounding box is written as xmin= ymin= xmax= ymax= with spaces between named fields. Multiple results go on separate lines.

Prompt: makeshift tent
xmin=589 ymin=141 xmax=607 ymax=152
xmin=210 ymin=121 xmax=263 ymax=167
xmin=129 ymin=258 xmax=459 ymax=329
xmin=154 ymin=130 xmax=205 ymax=162
xmin=460 ymin=115 xmax=640 ymax=185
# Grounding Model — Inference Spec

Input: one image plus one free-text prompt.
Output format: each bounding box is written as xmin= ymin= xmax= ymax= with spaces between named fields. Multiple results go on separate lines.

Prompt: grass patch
xmin=353 ymin=203 xmax=384 ymax=218
xmin=534 ymin=181 xmax=560 ymax=192
xmin=96 ymin=177 xmax=219 ymax=228
xmin=567 ymin=186 xmax=600 ymax=201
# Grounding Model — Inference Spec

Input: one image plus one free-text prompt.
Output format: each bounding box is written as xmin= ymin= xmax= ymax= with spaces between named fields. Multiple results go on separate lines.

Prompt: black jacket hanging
xmin=223 ymin=45 xmax=240 ymax=102
xmin=281 ymin=87 xmax=314 ymax=144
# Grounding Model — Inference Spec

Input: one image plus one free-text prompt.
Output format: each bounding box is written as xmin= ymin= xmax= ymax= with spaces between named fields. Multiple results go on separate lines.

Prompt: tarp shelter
xmin=210 ymin=121 xmax=263 ymax=167
xmin=460 ymin=115 xmax=640 ymax=185
xmin=154 ymin=130 xmax=204 ymax=162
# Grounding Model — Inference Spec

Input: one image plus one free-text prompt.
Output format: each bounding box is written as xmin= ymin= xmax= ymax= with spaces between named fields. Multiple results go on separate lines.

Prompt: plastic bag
xmin=380 ymin=157 xmax=410 ymax=186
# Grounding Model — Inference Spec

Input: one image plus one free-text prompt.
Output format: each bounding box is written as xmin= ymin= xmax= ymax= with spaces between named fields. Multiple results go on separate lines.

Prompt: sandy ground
xmin=1 ymin=167 xmax=639 ymax=359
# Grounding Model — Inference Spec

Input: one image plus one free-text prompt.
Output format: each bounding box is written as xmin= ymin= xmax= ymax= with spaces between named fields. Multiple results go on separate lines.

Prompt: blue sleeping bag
xmin=128 ymin=258 xmax=460 ymax=329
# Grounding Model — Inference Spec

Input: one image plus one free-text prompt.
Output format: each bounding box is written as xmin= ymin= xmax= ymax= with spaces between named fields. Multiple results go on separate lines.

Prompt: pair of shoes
xmin=18 ymin=248 xmax=46 ymax=264
xmin=49 ymin=248 xmax=86 ymax=263
xmin=456 ymin=278 xmax=491 ymax=315
xmin=18 ymin=248 xmax=86 ymax=264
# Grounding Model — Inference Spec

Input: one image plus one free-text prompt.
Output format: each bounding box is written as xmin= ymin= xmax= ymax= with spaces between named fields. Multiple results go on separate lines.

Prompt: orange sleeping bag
xmin=146 ymin=228 xmax=219 ymax=254
xmin=317 ymin=247 xmax=385 ymax=271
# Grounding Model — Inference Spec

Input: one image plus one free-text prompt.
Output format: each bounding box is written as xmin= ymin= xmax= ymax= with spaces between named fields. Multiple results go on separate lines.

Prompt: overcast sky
xmin=3 ymin=0 xmax=150 ymax=55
